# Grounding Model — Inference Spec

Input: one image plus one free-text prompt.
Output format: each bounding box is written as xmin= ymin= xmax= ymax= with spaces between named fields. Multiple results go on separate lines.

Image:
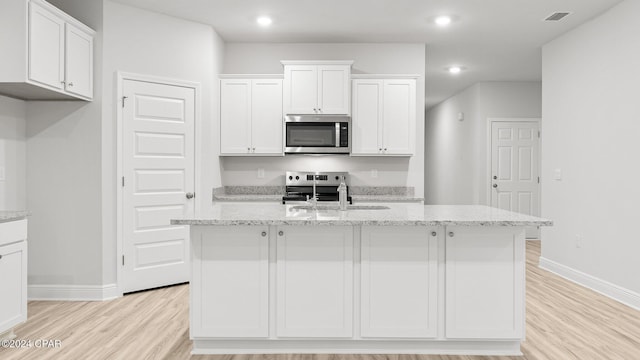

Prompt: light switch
xmin=371 ymin=169 xmax=378 ymax=178
xmin=553 ymin=168 xmax=562 ymax=181
xmin=257 ymin=168 xmax=265 ymax=179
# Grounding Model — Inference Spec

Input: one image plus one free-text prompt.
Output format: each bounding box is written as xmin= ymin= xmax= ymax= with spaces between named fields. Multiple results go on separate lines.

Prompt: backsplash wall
xmin=221 ymin=43 xmax=426 ymax=197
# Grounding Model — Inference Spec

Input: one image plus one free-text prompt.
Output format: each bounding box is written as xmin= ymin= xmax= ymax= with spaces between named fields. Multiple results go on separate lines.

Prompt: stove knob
xmin=295 ymin=176 xmax=299 ymax=180
xmin=289 ymin=176 xmax=293 ymax=180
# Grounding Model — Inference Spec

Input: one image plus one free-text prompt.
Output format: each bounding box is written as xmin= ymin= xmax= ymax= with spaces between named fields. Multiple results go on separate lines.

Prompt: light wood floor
xmin=2 ymin=241 xmax=639 ymax=360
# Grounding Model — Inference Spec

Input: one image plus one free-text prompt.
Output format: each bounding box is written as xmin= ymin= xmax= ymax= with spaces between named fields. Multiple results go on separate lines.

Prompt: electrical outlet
xmin=575 ymin=234 xmax=583 ymax=248
xmin=257 ymin=168 xmax=265 ymax=179
xmin=371 ymin=169 xmax=378 ymax=178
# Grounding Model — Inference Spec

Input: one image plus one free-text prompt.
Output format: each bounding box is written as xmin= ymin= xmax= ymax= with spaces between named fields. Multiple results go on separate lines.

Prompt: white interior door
xmin=122 ymin=79 xmax=195 ymax=293
xmin=491 ymin=120 xmax=540 ymax=238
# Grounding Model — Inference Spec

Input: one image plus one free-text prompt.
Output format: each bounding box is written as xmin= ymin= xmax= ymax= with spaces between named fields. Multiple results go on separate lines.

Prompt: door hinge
xmin=538 ymin=176 xmax=540 ymax=184
xmin=122 ymin=176 xmax=125 ymax=187
xmin=122 ymin=96 xmax=128 ymax=108
xmin=538 ymin=130 xmax=541 ymax=138
xmin=122 ymin=255 xmax=125 ymax=266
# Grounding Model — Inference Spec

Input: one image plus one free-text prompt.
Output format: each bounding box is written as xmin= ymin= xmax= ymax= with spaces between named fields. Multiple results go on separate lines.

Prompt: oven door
xmin=285 ymin=115 xmax=350 ymax=154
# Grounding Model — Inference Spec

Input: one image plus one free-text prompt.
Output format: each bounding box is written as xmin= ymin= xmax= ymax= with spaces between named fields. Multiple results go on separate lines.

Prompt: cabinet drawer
xmin=0 ymin=219 xmax=28 ymax=247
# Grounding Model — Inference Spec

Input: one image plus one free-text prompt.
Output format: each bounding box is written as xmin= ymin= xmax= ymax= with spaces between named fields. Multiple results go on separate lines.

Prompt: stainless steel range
xmin=282 ymin=171 xmax=352 ymax=204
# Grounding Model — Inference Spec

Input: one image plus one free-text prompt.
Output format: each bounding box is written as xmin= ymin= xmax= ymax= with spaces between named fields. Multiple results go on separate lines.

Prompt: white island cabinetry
xmin=0 ymin=217 xmax=28 ymax=339
xmin=177 ymin=204 xmax=551 ymax=355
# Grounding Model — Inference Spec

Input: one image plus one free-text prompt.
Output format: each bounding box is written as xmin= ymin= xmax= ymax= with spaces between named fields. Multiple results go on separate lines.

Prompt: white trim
xmin=218 ymin=74 xmax=284 ymax=79
xmin=115 ymin=71 xmax=201 ymax=297
xmin=539 ymin=257 xmax=640 ymax=311
xmin=351 ymin=74 xmax=420 ymax=79
xmin=280 ymin=60 xmax=354 ymax=66
xmin=28 ymin=284 xmax=119 ymax=301
xmin=191 ymin=339 xmax=522 ymax=355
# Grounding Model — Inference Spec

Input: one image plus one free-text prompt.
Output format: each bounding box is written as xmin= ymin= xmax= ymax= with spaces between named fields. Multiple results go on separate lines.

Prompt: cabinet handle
xmin=379 ymin=148 xmax=382 ymax=152
xmin=384 ymin=148 xmax=388 ymax=151
xmin=448 ymin=232 xmax=454 ymax=237
xmin=0 ymin=254 xmax=2 ymax=260
xmin=247 ymin=147 xmax=251 ymax=151
xmin=278 ymin=231 xmax=284 ymax=236
xmin=431 ymin=231 xmax=437 ymax=237
xmin=261 ymin=231 xmax=267 ymax=237
xmin=68 ymin=82 xmax=74 ymax=87
xmin=252 ymin=147 xmax=256 ymax=152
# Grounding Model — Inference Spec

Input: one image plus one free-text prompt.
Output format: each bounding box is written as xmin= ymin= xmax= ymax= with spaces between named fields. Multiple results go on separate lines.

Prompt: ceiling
xmin=113 ymin=0 xmax=622 ymax=108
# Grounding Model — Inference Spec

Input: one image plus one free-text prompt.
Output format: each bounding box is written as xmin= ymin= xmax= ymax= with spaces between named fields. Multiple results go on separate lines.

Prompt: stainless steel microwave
xmin=284 ymin=115 xmax=351 ymax=154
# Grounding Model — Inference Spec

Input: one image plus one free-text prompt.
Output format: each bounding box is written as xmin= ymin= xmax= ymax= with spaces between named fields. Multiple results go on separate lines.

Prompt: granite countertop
xmin=172 ymin=203 xmax=552 ymax=227
xmin=211 ymin=186 xmax=424 ymax=203
xmin=0 ymin=210 xmax=30 ymax=223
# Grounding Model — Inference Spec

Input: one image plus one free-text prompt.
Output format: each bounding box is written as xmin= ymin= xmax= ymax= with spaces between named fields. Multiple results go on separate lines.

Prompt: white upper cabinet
xmin=220 ymin=76 xmax=283 ymax=156
xmin=351 ymin=77 xmax=416 ymax=156
xmin=282 ymin=61 xmax=352 ymax=115
xmin=0 ymin=0 xmax=95 ymax=101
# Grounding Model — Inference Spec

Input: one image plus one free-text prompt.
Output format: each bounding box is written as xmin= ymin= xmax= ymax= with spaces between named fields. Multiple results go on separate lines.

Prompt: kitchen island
xmin=172 ymin=203 xmax=551 ymax=356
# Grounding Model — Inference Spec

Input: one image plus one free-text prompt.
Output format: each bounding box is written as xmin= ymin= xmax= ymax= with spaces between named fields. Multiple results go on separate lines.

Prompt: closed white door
xmin=64 ymin=23 xmax=93 ymax=99
xmin=220 ymin=79 xmax=251 ymax=154
xmin=29 ymin=2 xmax=65 ymax=90
xmin=382 ymin=79 xmax=415 ymax=155
xmin=276 ymin=226 xmax=353 ymax=338
xmin=317 ymin=65 xmax=350 ymax=114
xmin=284 ymin=65 xmax=317 ymax=114
xmin=251 ymin=79 xmax=283 ymax=155
xmin=351 ymin=79 xmax=383 ymax=155
xmin=122 ymin=79 xmax=195 ymax=293
xmin=491 ymin=120 xmax=540 ymax=238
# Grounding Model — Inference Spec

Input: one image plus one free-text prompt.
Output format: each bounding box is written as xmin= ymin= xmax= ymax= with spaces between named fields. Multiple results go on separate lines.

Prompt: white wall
xmin=102 ymin=1 xmax=224 ymax=285
xmin=541 ymin=0 xmax=640 ymax=297
xmin=0 ymin=96 xmax=27 ymax=210
xmin=222 ymin=43 xmax=426 ymax=196
xmin=26 ymin=0 xmax=104 ymax=286
xmin=425 ymin=82 xmax=541 ymax=205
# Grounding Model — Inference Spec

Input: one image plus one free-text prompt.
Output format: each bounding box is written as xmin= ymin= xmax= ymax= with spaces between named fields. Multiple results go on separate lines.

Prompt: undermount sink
xmin=290 ymin=205 xmax=390 ymax=211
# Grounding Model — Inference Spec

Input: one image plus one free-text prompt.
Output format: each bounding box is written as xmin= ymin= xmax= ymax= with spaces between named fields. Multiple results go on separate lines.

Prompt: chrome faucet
xmin=309 ymin=174 xmax=318 ymax=209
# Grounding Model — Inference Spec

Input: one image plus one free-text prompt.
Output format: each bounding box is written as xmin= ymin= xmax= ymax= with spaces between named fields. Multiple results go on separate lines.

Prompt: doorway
xmin=488 ymin=118 xmax=541 ymax=239
xmin=117 ymin=75 xmax=197 ymax=294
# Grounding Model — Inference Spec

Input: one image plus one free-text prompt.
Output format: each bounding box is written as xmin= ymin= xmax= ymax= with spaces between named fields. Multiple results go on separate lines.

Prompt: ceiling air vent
xmin=544 ymin=12 xmax=571 ymax=21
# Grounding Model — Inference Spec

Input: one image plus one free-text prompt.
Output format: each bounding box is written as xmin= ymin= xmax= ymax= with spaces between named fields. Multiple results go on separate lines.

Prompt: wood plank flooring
xmin=1 ymin=241 xmax=639 ymax=359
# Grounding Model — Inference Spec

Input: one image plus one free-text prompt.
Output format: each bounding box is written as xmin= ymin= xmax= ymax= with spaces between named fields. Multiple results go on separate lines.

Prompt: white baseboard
xmin=28 ymin=284 xmax=119 ymax=301
xmin=539 ymin=257 xmax=640 ymax=311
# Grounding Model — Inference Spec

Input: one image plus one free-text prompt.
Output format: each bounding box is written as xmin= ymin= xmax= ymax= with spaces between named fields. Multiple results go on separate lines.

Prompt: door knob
xmin=493 ymin=184 xmax=498 ymax=188
xmin=186 ymin=192 xmax=195 ymax=199
xmin=448 ymin=232 xmax=455 ymax=237
xmin=431 ymin=231 xmax=437 ymax=237
xmin=261 ymin=231 xmax=267 ymax=237
xmin=278 ymin=231 xmax=284 ymax=236
xmin=493 ymin=175 xmax=498 ymax=180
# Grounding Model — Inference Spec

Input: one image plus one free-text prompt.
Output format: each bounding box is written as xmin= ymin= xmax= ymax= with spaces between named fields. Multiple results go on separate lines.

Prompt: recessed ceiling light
xmin=256 ymin=16 xmax=272 ymax=26
xmin=435 ymin=16 xmax=452 ymax=26
xmin=448 ymin=66 xmax=462 ymax=74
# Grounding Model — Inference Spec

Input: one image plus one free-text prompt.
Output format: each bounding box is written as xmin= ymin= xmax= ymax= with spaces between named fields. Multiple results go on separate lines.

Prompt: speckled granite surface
xmin=172 ymin=204 xmax=552 ymax=227
xmin=212 ymin=186 xmax=423 ymax=202
xmin=0 ymin=211 xmax=29 ymax=223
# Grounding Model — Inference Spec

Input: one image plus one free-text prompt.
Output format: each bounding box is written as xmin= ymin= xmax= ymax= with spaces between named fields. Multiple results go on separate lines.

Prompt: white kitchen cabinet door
xmin=191 ymin=226 xmax=269 ymax=338
xmin=64 ymin=23 xmax=93 ymax=99
xmin=0 ymin=240 xmax=28 ymax=335
xmin=29 ymin=1 xmax=65 ymax=91
xmin=382 ymin=79 xmax=415 ymax=155
xmin=445 ymin=226 xmax=525 ymax=340
xmin=284 ymin=65 xmax=318 ymax=114
xmin=276 ymin=226 xmax=353 ymax=338
xmin=351 ymin=80 xmax=383 ymax=155
xmin=318 ymin=65 xmax=350 ymax=114
xmin=251 ymin=79 xmax=283 ymax=155
xmin=220 ymin=79 xmax=252 ymax=154
xmin=361 ymin=226 xmax=438 ymax=338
